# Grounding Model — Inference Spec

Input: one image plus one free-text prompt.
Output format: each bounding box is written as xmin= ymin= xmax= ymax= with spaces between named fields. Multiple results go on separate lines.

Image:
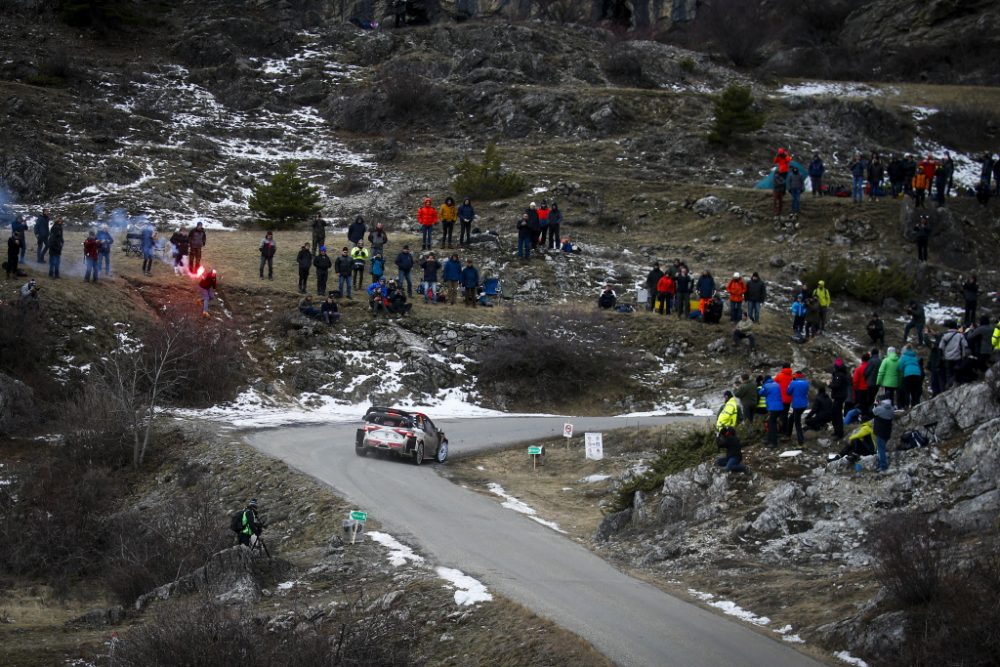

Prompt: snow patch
xmin=834 ymin=651 xmax=869 ymax=667
xmin=367 ymin=531 xmax=425 ymax=567
xmin=581 ymin=474 xmax=612 ymax=483
xmin=486 ymin=483 xmax=566 ymax=533
xmin=687 ymin=589 xmax=770 ymax=626
xmin=435 ymin=566 xmax=493 ymax=606
xmin=776 ymin=81 xmax=889 ymax=98
xmin=779 ymin=450 xmax=803 ymax=458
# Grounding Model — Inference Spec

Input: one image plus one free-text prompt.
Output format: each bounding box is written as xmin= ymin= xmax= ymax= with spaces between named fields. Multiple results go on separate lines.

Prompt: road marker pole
xmin=528 ymin=445 xmax=543 ymax=470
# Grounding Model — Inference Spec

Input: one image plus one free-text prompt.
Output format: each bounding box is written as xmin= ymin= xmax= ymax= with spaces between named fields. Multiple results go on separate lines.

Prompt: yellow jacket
xmin=814 ymin=284 xmax=831 ymax=307
xmin=438 ymin=203 xmax=458 ymax=223
xmin=993 ymin=321 xmax=1000 ymax=350
xmin=350 ymin=247 xmax=370 ymax=263
xmin=716 ymin=396 xmax=741 ymax=431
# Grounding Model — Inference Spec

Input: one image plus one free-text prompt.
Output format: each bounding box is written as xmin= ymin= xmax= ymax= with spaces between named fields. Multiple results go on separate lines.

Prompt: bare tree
xmin=100 ymin=326 xmax=192 ymax=468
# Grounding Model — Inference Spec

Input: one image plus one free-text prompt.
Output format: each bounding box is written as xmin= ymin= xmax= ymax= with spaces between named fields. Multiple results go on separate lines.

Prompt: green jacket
xmin=876 ymin=352 xmax=901 ymax=388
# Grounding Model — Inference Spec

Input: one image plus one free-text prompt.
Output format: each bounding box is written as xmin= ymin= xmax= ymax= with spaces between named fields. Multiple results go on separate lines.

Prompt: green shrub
xmin=608 ymin=429 xmax=718 ymax=513
xmin=248 ymin=162 xmax=323 ymax=230
xmin=678 ymin=56 xmax=696 ymax=73
xmin=800 ymin=253 xmax=851 ymax=296
xmin=453 ymin=142 xmax=528 ymax=201
xmin=707 ymin=84 xmax=765 ymax=146
xmin=802 ymin=256 xmax=912 ymax=305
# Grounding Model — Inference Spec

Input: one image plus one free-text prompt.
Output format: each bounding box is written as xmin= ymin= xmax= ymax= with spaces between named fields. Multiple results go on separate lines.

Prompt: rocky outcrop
xmin=0 ymin=372 xmax=35 ymax=436
xmin=134 ymin=545 xmax=265 ymax=611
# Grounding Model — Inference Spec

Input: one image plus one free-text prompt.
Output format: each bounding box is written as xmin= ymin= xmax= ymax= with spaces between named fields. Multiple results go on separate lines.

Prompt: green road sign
xmin=350 ymin=510 xmax=368 ymax=522
xmin=528 ymin=446 xmax=543 ymax=455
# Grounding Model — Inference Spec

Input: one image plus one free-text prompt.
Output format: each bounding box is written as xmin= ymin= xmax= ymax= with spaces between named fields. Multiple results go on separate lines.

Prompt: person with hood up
xmin=808 ymin=154 xmax=824 ymax=196
xmin=773 ymin=148 xmax=792 ymax=183
xmin=417 ymin=198 xmax=437 ymax=250
xmin=876 ymin=346 xmax=901 ymax=405
xmin=896 ymin=344 xmax=923 ymax=409
xmin=813 ymin=280 xmax=831 ymax=333
xmin=646 ymin=262 xmax=663 ymax=312
xmin=314 ymin=246 xmax=334 ymax=296
xmin=48 ymin=218 xmax=66 ymax=278
xmin=745 ymin=272 xmax=766 ymax=323
xmin=788 ymin=371 xmax=810 ymax=445
xmin=716 ymin=390 xmax=741 ymax=432
xmin=696 ymin=270 xmax=716 ymax=315
xmin=872 ymin=400 xmax=895 ymax=472
xmin=438 ymin=196 xmax=458 ymax=249
xmin=34 ymin=207 xmax=50 ymax=263
xmin=787 ymin=166 xmax=805 ymax=214
xmin=367 ymin=222 xmax=389 ymax=258
xmin=546 ymin=202 xmax=562 ymax=250
xmin=5 ymin=232 xmax=20 ymax=279
xmin=829 ymin=359 xmax=850 ymax=438
xmin=674 ymin=266 xmax=693 ymax=319
xmin=759 ymin=375 xmax=784 ymax=448
xmin=457 ymin=198 xmax=475 ymax=246
xmin=726 ymin=272 xmax=746 ymax=322
xmin=311 ymin=213 xmax=327 ymax=254
xmin=295 ymin=243 xmax=312 ymax=293
xmin=347 ymin=215 xmax=366 ymax=247
xmin=442 ymin=253 xmax=462 ymax=305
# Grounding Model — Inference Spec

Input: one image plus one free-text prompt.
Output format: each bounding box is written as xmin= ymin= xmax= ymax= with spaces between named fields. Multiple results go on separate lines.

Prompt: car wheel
xmin=413 ymin=441 xmax=424 ymax=465
xmin=436 ymin=439 xmax=448 ymax=463
xmin=355 ymin=445 xmax=367 ymax=457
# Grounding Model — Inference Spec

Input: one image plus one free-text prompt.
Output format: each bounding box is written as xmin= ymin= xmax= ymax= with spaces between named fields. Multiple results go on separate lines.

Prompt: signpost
xmin=347 ymin=510 xmax=367 ymax=544
xmin=528 ymin=445 xmax=544 ymax=470
xmin=563 ymin=423 xmax=573 ymax=448
xmin=584 ymin=432 xmax=604 ymax=461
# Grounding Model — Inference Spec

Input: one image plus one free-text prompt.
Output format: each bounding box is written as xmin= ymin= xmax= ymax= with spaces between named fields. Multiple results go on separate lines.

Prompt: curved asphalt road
xmin=247 ymin=416 xmax=820 ymax=667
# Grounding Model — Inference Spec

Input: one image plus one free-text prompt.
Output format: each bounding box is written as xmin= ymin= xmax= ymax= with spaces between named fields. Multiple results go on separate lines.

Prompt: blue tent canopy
xmin=755 ymin=161 xmax=808 ymax=189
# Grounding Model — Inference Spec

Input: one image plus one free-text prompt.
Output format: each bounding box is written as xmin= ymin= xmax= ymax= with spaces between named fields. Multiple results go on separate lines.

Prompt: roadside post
xmin=346 ymin=510 xmax=367 ymax=544
xmin=584 ymin=432 xmax=604 ymax=461
xmin=528 ymin=445 xmax=544 ymax=470
xmin=563 ymin=423 xmax=574 ymax=449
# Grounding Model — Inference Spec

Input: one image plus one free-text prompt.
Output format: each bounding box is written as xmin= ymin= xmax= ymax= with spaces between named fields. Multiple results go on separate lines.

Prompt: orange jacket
xmin=774 ymin=152 xmax=792 ymax=174
xmin=417 ymin=205 xmax=438 ymax=227
xmin=775 ymin=367 xmax=793 ymax=405
xmin=438 ymin=202 xmax=457 ymax=223
xmin=918 ymin=159 xmax=936 ymax=180
xmin=726 ymin=279 xmax=746 ymax=302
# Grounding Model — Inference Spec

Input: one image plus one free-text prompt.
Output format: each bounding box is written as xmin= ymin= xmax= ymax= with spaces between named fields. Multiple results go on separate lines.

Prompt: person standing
xmin=438 ymin=197 xmax=458 ymax=249
xmin=188 ymin=221 xmax=207 ymax=274
xmin=442 ymin=253 xmax=461 ymax=305
xmin=961 ymin=274 xmax=979 ymax=327
xmin=547 ymin=202 xmax=563 ymax=250
xmin=198 ymin=268 xmax=217 ymax=316
xmin=774 ymin=362 xmax=794 ymax=436
xmin=12 ymin=215 xmax=27 ymax=263
xmin=788 ymin=372 xmax=810 ymax=446
xmin=420 ymin=253 xmax=441 ymax=303
xmin=457 ymin=197 xmax=475 ymax=246
xmin=938 ymin=320 xmax=969 ymax=389
xmin=537 ymin=200 xmax=551 ymax=249
xmin=259 ymin=231 xmax=276 ymax=280
xmin=516 ymin=212 xmax=532 ymax=260
xmin=5 ymin=232 xmax=19 ymax=279
xmin=933 ymin=162 xmax=949 ymax=207
xmin=347 ymin=215 xmax=366 ymax=247
xmin=460 ymin=258 xmax=479 ymax=307
xmin=808 ymin=154 xmax=824 ymax=196
xmin=902 ymin=154 xmax=917 ymax=196
xmin=813 ymin=280 xmax=831 ymax=333
xmin=34 ymin=207 xmax=50 ymax=263
xmin=760 ymin=376 xmax=784 ymax=448
xmin=140 ymin=219 xmax=155 ymax=276
xmin=872 ymin=400 xmax=895 ymax=472
xmin=96 ymin=224 xmax=114 ymax=276
xmin=334 ymin=247 xmax=352 ymax=297
xmin=773 ymin=148 xmax=791 ymax=190
xmin=849 ymin=154 xmax=867 ymax=204
xmin=314 ymin=246 xmax=333 ymax=296
xmin=417 ymin=198 xmax=437 ymax=250
xmin=83 ymin=230 xmax=100 ymax=283
xmin=646 ymin=262 xmax=663 ymax=312
xmin=350 ymin=241 xmax=369 ymax=290
xmin=903 ymin=301 xmax=926 ymax=345
xmin=734 ymin=374 xmax=758 ymax=425
xmin=394 ymin=245 xmax=414 ymax=296
xmin=867 ymin=156 xmax=884 ymax=201
xmin=745 ymin=272 xmax=765 ymax=323
xmin=876 ymin=346 xmax=901 ymax=405
xmin=852 ymin=353 xmax=871 ymax=417
xmin=295 ymin=243 xmax=312 ymax=294
xmin=897 ymin=344 xmax=923 ymax=409
xmin=726 ymin=272 xmax=746 ymax=322
xmin=525 ymin=202 xmax=540 ymax=250
xmin=48 ymin=217 xmax=64 ymax=278
xmin=369 ymin=253 xmax=386 ymax=284
xmin=674 ymin=266 xmax=693 ymax=319
xmin=787 ymin=167 xmax=805 ymax=214
xmin=887 ymin=154 xmax=904 ymax=197
xmin=367 ymin=222 xmax=389 ymax=258
xmin=311 ymin=213 xmax=327 ymax=254
xmin=829 ymin=359 xmax=850 ymax=439
xmin=655 ymin=272 xmax=675 ymax=315
xmin=913 ymin=214 xmax=930 ymax=262
xmin=696 ymin=269 xmax=716 ymax=316
xmin=170 ymin=227 xmax=189 ymax=274
xmin=236 ymin=499 xmax=262 ymax=547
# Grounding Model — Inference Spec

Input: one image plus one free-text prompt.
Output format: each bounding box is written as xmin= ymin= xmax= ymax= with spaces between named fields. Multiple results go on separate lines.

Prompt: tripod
xmin=250 ymin=532 xmax=271 ymax=558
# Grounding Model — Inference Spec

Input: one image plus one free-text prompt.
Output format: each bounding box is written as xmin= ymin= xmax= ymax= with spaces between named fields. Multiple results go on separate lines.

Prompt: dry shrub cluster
xmin=871 ymin=512 xmax=1000 ymax=666
xmin=115 ymin=596 xmax=418 ymax=666
xmin=161 ymin=313 xmax=246 ymax=407
xmin=476 ymin=307 xmax=638 ymax=407
xmin=0 ymin=305 xmax=55 ymax=383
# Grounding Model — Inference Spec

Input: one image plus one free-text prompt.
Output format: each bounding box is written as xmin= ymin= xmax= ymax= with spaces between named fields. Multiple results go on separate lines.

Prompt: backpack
xmin=230 ymin=510 xmax=244 ymax=533
xmin=897 ymin=430 xmax=928 ymax=451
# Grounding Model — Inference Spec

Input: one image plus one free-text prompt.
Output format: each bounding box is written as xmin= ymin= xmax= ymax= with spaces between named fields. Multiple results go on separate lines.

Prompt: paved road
xmin=247 ymin=416 xmax=819 ymax=667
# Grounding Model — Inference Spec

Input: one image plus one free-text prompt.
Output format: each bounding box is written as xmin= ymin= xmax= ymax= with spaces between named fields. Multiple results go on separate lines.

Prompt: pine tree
xmin=707 ymin=84 xmax=765 ymax=147
xmin=248 ymin=163 xmax=323 ymax=230
xmin=453 ymin=143 xmax=527 ymax=200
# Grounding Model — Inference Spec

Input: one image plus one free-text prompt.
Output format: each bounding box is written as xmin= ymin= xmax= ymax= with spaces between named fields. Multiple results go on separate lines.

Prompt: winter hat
xmin=887 ymin=346 xmax=897 ymax=355
xmin=530 ymin=201 xmax=537 ymax=207
xmin=319 ymin=245 xmax=327 ymax=252
xmin=834 ymin=358 xmax=843 ymax=367
xmin=733 ymin=272 xmax=740 ymax=279
xmin=723 ymin=390 xmax=733 ymax=398
xmin=248 ymin=499 xmax=258 ymax=508
xmin=818 ymin=280 xmax=825 ymax=286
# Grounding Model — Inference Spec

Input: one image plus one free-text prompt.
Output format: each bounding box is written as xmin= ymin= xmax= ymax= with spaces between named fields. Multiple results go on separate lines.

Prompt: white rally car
xmin=354 ymin=406 xmax=449 ymax=465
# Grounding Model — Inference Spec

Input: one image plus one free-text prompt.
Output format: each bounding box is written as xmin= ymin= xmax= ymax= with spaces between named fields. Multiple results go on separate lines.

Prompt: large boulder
xmin=900 ymin=381 xmax=999 ymax=440
xmin=0 ymin=372 xmax=35 ymax=436
xmin=135 ymin=546 xmax=263 ymax=611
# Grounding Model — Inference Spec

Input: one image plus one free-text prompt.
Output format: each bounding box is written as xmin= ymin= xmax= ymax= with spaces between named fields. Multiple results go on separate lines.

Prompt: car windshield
xmin=367 ymin=413 xmax=412 ymax=428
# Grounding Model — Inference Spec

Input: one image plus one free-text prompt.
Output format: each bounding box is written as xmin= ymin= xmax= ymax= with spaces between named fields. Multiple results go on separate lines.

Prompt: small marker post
xmin=528 ymin=445 xmax=543 ymax=470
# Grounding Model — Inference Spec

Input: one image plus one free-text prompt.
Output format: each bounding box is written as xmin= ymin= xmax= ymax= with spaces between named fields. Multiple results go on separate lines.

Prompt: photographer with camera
xmin=232 ymin=499 xmax=264 ymax=547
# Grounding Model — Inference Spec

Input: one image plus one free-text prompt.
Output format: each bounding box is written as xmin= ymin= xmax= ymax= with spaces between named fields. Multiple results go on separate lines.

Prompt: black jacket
xmin=48 ymin=224 xmax=64 ymax=254
xmin=829 ymin=366 xmax=850 ymax=401
xmin=717 ymin=433 xmax=743 ymax=461
xmin=334 ymin=255 xmax=352 ymax=276
xmin=745 ymin=278 xmax=766 ymax=302
xmin=347 ymin=217 xmax=366 ymax=244
xmin=808 ymin=392 xmax=833 ymax=422
xmin=296 ymin=248 xmax=313 ymax=270
xmin=675 ymin=274 xmax=693 ymax=294
xmin=395 ymin=251 xmax=414 ymax=271
xmin=646 ymin=268 xmax=663 ymax=291
xmin=34 ymin=214 xmax=50 ymax=239
xmin=314 ymin=253 xmax=333 ymax=272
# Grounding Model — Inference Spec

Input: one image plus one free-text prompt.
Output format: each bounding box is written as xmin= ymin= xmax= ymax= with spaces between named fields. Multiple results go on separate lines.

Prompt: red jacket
xmin=656 ymin=275 xmax=675 ymax=294
xmin=852 ymin=362 xmax=869 ymax=392
xmin=774 ymin=152 xmax=792 ymax=174
xmin=417 ymin=205 xmax=438 ymax=227
xmin=726 ymin=279 xmax=746 ymax=303
xmin=774 ymin=367 xmax=793 ymax=405
xmin=83 ymin=237 xmax=100 ymax=259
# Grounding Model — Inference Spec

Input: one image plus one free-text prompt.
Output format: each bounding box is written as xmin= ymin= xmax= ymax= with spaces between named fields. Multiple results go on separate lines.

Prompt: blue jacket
xmin=442 ymin=259 xmax=462 ymax=282
xmin=760 ymin=380 xmax=784 ymax=412
xmin=141 ymin=225 xmax=155 ymax=251
xmin=788 ymin=378 xmax=810 ymax=409
xmin=96 ymin=229 xmax=114 ymax=252
xmin=898 ymin=349 xmax=922 ymax=377
xmin=791 ymin=300 xmax=806 ymax=317
xmin=808 ymin=159 xmax=824 ymax=178
xmin=696 ymin=275 xmax=716 ymax=299
xmin=460 ymin=265 xmax=479 ymax=288
xmin=457 ymin=203 xmax=475 ymax=222
xmin=395 ymin=250 xmax=414 ymax=271
xmin=370 ymin=256 xmax=385 ymax=277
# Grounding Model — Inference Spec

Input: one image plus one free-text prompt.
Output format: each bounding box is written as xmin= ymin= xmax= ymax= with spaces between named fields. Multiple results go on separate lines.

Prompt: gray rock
xmin=769 ymin=255 xmax=786 ymax=268
xmin=594 ymin=508 xmax=633 ymax=541
xmin=0 ymin=372 xmax=35 ymax=436
xmin=67 ymin=605 xmax=126 ymax=628
xmin=693 ymin=196 xmax=728 ymax=217
xmin=135 ymin=546 xmax=261 ymax=611
xmin=902 ymin=382 xmax=999 ymax=440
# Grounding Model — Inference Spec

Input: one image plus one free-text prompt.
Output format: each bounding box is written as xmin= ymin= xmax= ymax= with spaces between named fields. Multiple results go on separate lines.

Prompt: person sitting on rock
xmin=298 ymin=295 xmax=321 ymax=319
xmin=803 ymin=385 xmax=833 ymax=432
xmin=321 ymin=295 xmax=340 ymax=325
xmin=829 ymin=415 xmax=876 ymax=463
xmin=368 ymin=277 xmax=389 ymax=316
xmin=597 ymin=285 xmax=617 ymax=310
xmin=866 ymin=312 xmax=885 ymax=348
xmin=715 ymin=427 xmax=747 ymax=474
xmin=386 ymin=281 xmax=412 ymax=317
xmin=732 ymin=312 xmax=756 ymax=351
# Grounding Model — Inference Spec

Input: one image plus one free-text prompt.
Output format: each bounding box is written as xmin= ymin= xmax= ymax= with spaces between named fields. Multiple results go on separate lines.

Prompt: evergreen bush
xmin=453 ymin=143 xmax=527 ymax=201
xmin=707 ymin=84 xmax=765 ymax=146
xmin=248 ymin=163 xmax=323 ymax=230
